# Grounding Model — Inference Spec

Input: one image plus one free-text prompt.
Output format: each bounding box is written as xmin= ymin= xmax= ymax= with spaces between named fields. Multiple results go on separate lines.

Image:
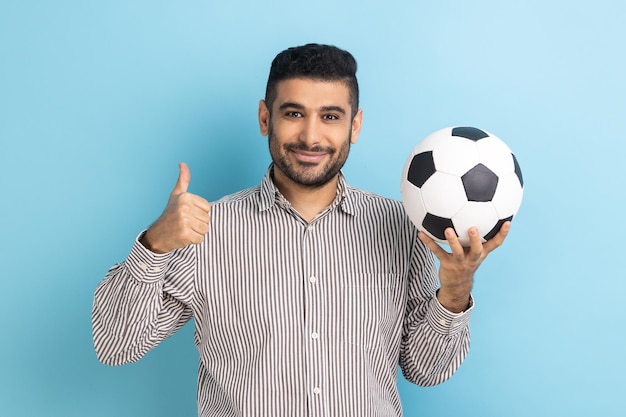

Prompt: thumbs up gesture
xmin=140 ymin=163 xmax=212 ymax=254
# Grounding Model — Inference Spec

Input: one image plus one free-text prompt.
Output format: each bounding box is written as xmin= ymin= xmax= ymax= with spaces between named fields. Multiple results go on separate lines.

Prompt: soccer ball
xmin=400 ymin=126 xmax=524 ymax=246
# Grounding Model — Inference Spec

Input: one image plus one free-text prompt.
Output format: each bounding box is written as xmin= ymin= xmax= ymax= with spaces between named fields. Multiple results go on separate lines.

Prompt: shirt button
xmin=438 ymin=319 xmax=447 ymax=326
xmin=307 ymin=225 xmax=314 ymax=232
xmin=313 ymin=387 xmax=321 ymax=395
xmin=309 ymin=276 xmax=317 ymax=284
xmin=139 ymin=262 xmax=148 ymax=271
xmin=311 ymin=332 xmax=319 ymax=340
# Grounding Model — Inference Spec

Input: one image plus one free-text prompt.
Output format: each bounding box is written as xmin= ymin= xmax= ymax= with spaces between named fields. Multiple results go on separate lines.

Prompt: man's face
xmin=258 ymin=78 xmax=362 ymax=188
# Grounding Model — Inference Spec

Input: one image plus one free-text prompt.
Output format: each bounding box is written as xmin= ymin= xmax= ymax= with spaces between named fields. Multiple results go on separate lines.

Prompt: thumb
xmin=171 ymin=162 xmax=190 ymax=195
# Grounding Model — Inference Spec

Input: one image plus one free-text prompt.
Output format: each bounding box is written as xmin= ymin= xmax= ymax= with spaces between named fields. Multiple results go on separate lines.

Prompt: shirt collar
xmin=258 ymin=164 xmax=355 ymax=216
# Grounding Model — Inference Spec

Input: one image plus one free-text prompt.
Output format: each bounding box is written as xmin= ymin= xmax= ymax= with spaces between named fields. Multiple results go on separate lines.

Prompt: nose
xmin=299 ymin=117 xmax=322 ymax=147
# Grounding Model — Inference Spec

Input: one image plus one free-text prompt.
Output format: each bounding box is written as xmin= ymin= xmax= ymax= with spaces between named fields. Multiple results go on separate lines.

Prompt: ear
xmin=258 ymin=100 xmax=270 ymax=136
xmin=350 ymin=109 xmax=363 ymax=144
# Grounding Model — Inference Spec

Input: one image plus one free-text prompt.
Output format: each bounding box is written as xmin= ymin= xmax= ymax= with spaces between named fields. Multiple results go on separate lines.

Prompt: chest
xmin=193 ymin=211 xmax=412 ymax=353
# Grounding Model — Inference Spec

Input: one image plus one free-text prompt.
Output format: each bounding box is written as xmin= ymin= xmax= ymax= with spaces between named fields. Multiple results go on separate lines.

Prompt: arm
xmin=91 ymin=235 xmax=195 ymax=365
xmin=399 ymin=238 xmax=473 ymax=386
xmin=92 ymin=163 xmax=211 ymax=365
xmin=399 ymin=223 xmax=510 ymax=386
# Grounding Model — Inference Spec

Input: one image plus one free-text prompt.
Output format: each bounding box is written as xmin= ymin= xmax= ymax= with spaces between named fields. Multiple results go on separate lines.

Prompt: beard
xmin=268 ymin=121 xmax=352 ymax=188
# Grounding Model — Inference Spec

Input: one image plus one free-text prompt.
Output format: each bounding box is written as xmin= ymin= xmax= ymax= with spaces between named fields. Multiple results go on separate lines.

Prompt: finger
xmin=467 ymin=227 xmax=484 ymax=261
xmin=189 ymin=218 xmax=210 ymax=237
xmin=444 ymin=228 xmax=465 ymax=260
xmin=418 ymin=231 xmax=449 ymax=260
xmin=176 ymin=215 xmax=210 ymax=245
xmin=483 ymin=221 xmax=511 ymax=254
xmin=191 ymin=207 xmax=211 ymax=224
xmin=180 ymin=228 xmax=207 ymax=246
xmin=191 ymin=195 xmax=212 ymax=214
xmin=176 ymin=188 xmax=211 ymax=213
xmin=171 ymin=162 xmax=191 ymax=196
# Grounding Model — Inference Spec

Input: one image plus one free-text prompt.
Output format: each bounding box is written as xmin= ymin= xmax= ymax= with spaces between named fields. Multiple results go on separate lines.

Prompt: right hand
xmin=140 ymin=163 xmax=212 ymax=254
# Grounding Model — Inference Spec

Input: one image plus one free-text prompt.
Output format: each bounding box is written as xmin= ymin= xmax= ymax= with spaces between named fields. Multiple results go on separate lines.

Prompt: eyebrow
xmin=278 ymin=102 xmax=347 ymax=115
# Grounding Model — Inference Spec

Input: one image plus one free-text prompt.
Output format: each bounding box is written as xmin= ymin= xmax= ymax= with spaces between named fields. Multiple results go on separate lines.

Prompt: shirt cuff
xmin=125 ymin=231 xmax=172 ymax=283
xmin=426 ymin=294 xmax=474 ymax=335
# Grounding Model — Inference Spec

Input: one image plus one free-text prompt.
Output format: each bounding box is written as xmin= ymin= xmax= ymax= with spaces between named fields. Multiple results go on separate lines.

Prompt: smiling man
xmin=261 ymin=77 xmax=361 ymax=221
xmin=92 ymin=43 xmax=509 ymax=417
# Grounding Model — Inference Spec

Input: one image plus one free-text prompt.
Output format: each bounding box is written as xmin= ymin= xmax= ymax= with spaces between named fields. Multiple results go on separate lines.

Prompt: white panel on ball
xmin=476 ymin=136 xmax=515 ymax=174
xmin=491 ymin=172 xmax=524 ymax=217
xmin=414 ymin=127 xmax=452 ymax=153
xmin=400 ymin=185 xmax=427 ymax=228
xmin=452 ymin=202 xmax=500 ymax=245
xmin=433 ymin=136 xmax=480 ymax=176
xmin=420 ymin=172 xmax=467 ymax=217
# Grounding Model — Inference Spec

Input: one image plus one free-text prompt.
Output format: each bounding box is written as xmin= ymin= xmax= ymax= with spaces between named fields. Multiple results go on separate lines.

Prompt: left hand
xmin=418 ymin=222 xmax=511 ymax=313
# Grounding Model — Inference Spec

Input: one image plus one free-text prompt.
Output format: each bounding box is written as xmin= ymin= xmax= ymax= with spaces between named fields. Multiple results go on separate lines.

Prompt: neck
xmin=272 ymin=168 xmax=339 ymax=223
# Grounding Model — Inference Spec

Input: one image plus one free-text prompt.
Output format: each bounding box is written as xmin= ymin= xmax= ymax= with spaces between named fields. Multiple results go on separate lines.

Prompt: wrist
xmin=139 ymin=229 xmax=169 ymax=254
xmin=436 ymin=288 xmax=471 ymax=313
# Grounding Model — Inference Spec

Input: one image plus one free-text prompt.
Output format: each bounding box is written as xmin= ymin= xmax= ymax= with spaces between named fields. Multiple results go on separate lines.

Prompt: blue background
xmin=1 ymin=1 xmax=624 ymax=416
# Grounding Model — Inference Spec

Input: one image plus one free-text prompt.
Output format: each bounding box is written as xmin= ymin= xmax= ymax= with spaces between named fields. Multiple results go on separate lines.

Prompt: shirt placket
xmin=302 ymin=220 xmax=329 ymax=417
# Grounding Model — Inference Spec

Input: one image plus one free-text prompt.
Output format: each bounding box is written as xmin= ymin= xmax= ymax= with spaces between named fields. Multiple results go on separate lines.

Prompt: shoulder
xmin=210 ymin=185 xmax=262 ymax=212
xmin=344 ymin=185 xmax=413 ymax=226
xmin=346 ymin=185 xmax=404 ymax=212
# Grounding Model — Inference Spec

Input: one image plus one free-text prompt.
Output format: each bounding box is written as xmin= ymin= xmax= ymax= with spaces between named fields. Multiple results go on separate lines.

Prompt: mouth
xmin=291 ymin=149 xmax=328 ymax=164
xmin=285 ymin=144 xmax=333 ymax=164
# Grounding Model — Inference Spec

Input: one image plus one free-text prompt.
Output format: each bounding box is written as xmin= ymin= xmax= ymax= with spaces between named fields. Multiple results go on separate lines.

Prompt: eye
xmin=285 ymin=111 xmax=303 ymax=118
xmin=323 ymin=114 xmax=340 ymax=121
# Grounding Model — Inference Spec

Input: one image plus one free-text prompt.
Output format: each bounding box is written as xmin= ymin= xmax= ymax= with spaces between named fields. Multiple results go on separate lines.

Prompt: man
xmin=92 ymin=43 xmax=509 ymax=417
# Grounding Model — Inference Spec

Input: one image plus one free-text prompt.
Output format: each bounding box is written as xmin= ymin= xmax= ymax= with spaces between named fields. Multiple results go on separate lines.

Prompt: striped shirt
xmin=92 ymin=166 xmax=473 ymax=417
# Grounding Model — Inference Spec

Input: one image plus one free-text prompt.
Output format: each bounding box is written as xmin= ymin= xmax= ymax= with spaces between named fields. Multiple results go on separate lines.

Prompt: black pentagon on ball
xmin=452 ymin=126 xmax=489 ymax=141
xmin=461 ymin=163 xmax=499 ymax=202
xmin=407 ymin=151 xmax=436 ymax=188
xmin=483 ymin=216 xmax=513 ymax=241
xmin=422 ymin=213 xmax=456 ymax=241
xmin=513 ymin=154 xmax=524 ymax=187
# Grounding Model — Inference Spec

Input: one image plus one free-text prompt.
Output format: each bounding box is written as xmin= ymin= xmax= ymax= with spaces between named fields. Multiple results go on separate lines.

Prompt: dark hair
xmin=265 ymin=43 xmax=359 ymax=118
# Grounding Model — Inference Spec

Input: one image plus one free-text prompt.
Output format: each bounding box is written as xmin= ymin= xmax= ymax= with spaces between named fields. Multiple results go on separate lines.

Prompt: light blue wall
xmin=1 ymin=1 xmax=624 ymax=416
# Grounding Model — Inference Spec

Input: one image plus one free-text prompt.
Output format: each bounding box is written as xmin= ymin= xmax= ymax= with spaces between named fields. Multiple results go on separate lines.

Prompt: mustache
xmin=283 ymin=143 xmax=335 ymax=154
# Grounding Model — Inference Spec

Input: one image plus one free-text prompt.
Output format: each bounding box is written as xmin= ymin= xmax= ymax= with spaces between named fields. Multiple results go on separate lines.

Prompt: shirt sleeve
xmin=91 ymin=232 xmax=195 ymax=366
xmin=399 ymin=237 xmax=473 ymax=386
